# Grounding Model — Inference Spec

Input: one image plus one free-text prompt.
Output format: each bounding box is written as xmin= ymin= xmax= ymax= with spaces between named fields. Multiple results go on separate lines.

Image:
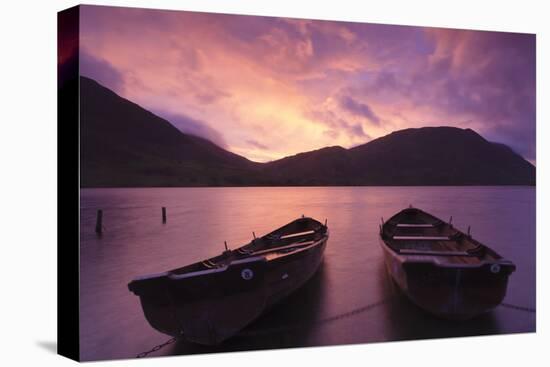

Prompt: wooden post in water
xmin=95 ymin=210 xmax=103 ymax=235
xmin=162 ymin=207 xmax=167 ymax=223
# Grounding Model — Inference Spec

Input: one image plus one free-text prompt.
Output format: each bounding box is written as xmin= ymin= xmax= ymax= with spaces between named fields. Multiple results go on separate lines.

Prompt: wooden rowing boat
xmin=128 ymin=216 xmax=329 ymax=345
xmin=379 ymin=207 xmax=515 ymax=320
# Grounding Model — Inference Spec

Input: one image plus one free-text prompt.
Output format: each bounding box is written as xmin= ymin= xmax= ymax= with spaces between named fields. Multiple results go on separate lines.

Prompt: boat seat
xmin=396 ymin=223 xmax=435 ymax=228
xmin=237 ymin=248 xmax=253 ymax=255
xmin=393 ymin=235 xmax=450 ymax=241
xmin=399 ymin=249 xmax=471 ymax=256
xmin=280 ymin=230 xmax=316 ymax=240
xmin=202 ymin=260 xmax=217 ymax=269
xmin=251 ymin=240 xmax=315 ymax=256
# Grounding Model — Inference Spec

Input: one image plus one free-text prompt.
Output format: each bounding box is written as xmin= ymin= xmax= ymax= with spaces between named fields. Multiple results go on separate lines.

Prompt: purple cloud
xmin=150 ymin=110 xmax=227 ymax=148
xmin=309 ymin=108 xmax=370 ymax=141
xmin=339 ymin=96 xmax=381 ymax=125
xmin=80 ymin=50 xmax=125 ymax=93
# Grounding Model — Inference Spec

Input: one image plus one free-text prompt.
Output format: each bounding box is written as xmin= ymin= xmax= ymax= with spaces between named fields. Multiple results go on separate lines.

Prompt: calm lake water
xmin=79 ymin=186 xmax=536 ymax=361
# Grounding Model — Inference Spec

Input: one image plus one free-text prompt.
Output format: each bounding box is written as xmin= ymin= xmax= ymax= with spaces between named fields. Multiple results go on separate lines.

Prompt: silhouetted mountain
xmin=264 ymin=127 xmax=535 ymax=185
xmin=263 ymin=146 xmax=353 ymax=186
xmin=80 ymin=76 xmax=263 ymax=187
xmin=78 ymin=77 xmax=535 ymax=187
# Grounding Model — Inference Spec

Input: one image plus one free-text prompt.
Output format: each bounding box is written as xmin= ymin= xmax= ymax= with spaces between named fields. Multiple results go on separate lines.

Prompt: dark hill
xmin=262 ymin=146 xmax=353 ymax=185
xmin=264 ymin=127 xmax=535 ymax=185
xmin=80 ymin=76 xmax=263 ymax=187
xmin=78 ymin=77 xmax=535 ymax=187
xmin=348 ymin=127 xmax=535 ymax=185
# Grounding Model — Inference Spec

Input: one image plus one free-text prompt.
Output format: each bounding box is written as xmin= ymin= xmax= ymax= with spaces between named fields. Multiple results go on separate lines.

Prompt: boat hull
xmin=134 ymin=237 xmax=327 ymax=345
xmin=380 ymin=239 xmax=512 ymax=320
xmin=265 ymin=237 xmax=327 ymax=309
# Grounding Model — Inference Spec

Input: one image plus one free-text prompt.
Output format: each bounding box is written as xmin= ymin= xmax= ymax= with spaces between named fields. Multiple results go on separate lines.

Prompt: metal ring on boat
xmin=241 ymin=268 xmax=254 ymax=280
xmin=490 ymin=264 xmax=501 ymax=274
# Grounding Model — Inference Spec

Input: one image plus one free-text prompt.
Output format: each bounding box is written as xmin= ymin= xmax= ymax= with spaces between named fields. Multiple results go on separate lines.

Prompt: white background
xmin=0 ymin=0 xmax=547 ymax=365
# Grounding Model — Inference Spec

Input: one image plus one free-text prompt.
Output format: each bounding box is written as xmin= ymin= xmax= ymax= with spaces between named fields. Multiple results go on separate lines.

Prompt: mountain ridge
xmin=77 ymin=76 xmax=535 ymax=187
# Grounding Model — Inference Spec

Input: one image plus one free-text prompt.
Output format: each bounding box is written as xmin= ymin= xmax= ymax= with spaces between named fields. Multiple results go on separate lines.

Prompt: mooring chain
xmin=135 ymin=298 xmax=390 ymax=357
xmin=136 ymin=336 xmax=177 ymax=358
xmin=321 ymin=299 xmax=389 ymax=324
xmin=135 ymin=298 xmax=535 ymax=357
xmin=500 ymin=302 xmax=536 ymax=313
xmin=237 ymin=298 xmax=391 ymax=337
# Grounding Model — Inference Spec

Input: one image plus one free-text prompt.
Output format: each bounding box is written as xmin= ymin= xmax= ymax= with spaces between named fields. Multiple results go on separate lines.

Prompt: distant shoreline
xmin=80 ymin=184 xmax=536 ymax=189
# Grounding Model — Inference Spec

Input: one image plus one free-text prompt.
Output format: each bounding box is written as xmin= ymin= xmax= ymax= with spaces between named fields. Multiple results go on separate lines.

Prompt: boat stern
xmin=402 ymin=261 xmax=516 ymax=320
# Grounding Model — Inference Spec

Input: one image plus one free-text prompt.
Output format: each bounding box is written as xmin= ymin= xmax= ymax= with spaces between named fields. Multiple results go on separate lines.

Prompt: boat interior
xmin=381 ymin=208 xmax=499 ymax=264
xmin=169 ymin=217 xmax=328 ymax=275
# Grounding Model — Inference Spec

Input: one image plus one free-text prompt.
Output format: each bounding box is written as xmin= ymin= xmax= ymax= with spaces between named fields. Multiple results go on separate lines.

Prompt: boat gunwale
xmin=380 ymin=207 xmax=515 ymax=269
xmin=391 ymin=252 xmax=514 ymax=269
xmin=380 ymin=240 xmax=511 ymax=268
xmin=133 ymin=234 xmax=328 ymax=283
xmin=167 ymin=256 xmax=267 ymax=280
xmin=129 ymin=216 xmax=328 ymax=281
xmin=379 ymin=238 xmax=515 ymax=274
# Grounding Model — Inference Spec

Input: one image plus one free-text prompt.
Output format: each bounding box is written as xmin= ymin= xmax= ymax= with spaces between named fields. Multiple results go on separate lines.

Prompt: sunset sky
xmin=79 ymin=5 xmax=536 ymax=163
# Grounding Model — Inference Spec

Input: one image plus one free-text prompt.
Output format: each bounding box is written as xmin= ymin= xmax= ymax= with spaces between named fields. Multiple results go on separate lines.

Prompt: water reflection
xmin=79 ymin=187 xmax=535 ymax=361
xmin=378 ymin=262 xmax=500 ymax=342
